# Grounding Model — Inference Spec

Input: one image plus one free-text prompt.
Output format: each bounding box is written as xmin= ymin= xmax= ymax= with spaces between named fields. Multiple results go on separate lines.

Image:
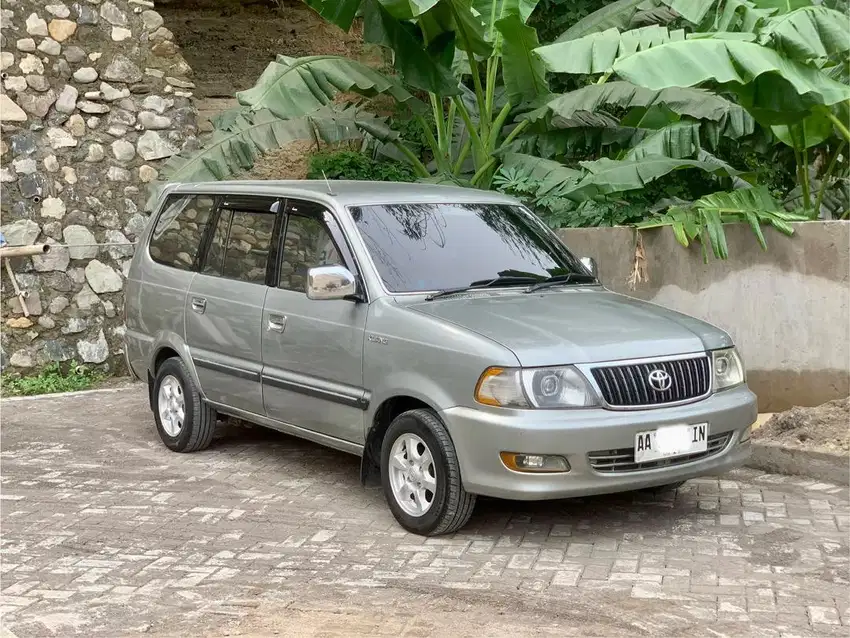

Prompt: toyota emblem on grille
xmin=647 ymin=369 xmax=672 ymax=391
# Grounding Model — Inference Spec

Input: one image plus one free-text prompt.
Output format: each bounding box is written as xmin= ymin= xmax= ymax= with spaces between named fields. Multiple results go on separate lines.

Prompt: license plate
xmin=634 ymin=423 xmax=708 ymax=463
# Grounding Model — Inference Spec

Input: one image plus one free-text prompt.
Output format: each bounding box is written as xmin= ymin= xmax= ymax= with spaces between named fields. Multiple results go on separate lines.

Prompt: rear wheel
xmin=381 ymin=409 xmax=476 ymax=536
xmin=152 ymin=357 xmax=216 ymax=453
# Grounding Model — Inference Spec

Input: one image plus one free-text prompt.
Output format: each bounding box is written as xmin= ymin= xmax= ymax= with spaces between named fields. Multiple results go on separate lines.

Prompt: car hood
xmin=407 ymin=287 xmax=731 ymax=367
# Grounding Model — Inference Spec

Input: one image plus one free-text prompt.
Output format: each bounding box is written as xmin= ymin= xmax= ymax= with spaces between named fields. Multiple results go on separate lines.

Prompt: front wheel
xmin=380 ymin=409 xmax=476 ymax=536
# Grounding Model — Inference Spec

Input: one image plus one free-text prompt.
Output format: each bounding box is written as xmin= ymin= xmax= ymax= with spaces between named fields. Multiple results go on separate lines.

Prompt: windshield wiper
xmin=426 ymin=276 xmax=541 ymax=301
xmin=524 ymin=272 xmax=597 ymax=293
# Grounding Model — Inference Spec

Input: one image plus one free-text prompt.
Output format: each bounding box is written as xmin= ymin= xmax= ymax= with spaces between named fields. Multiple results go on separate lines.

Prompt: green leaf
xmin=759 ymin=7 xmax=850 ymax=62
xmin=751 ymin=0 xmax=813 ymax=15
xmin=151 ymin=107 xmax=369 ymax=204
xmin=474 ymin=0 xmax=540 ymax=36
xmin=303 ymin=0 xmax=362 ymax=31
xmin=554 ymin=0 xmax=651 ymax=42
xmin=380 ymin=0 xmax=440 ymax=19
xmin=524 ymin=82 xmax=753 ymax=131
xmin=612 ymin=39 xmax=850 ymax=123
xmin=537 ymin=25 xmax=685 ymax=74
xmin=236 ymin=55 xmax=427 ymax=118
xmin=362 ymin=0 xmax=461 ymax=94
xmin=624 ymin=121 xmax=702 ymax=159
xmin=555 ymin=155 xmax=740 ymax=200
xmin=495 ymin=15 xmax=548 ymax=104
xmin=715 ymin=0 xmax=775 ymax=32
xmin=662 ymin=0 xmax=719 ymax=25
xmin=771 ymin=110 xmax=833 ymax=148
xmin=499 ymin=152 xmax=583 ymax=191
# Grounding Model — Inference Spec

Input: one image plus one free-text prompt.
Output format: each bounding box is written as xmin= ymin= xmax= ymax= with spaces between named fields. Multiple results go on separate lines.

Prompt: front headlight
xmin=712 ymin=347 xmax=745 ymax=391
xmin=475 ymin=366 xmax=598 ymax=409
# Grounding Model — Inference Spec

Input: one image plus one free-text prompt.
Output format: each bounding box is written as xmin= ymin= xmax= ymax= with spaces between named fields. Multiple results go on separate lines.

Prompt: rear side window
xmin=202 ymin=208 xmax=275 ymax=284
xmin=149 ymin=195 xmax=216 ymax=270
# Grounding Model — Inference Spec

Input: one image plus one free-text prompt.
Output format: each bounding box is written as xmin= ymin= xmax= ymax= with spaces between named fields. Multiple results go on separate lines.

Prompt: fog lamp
xmin=500 ymin=452 xmax=570 ymax=473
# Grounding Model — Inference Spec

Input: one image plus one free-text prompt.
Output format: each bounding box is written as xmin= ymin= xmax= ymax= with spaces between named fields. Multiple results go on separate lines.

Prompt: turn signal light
xmin=500 ymin=452 xmax=570 ymax=473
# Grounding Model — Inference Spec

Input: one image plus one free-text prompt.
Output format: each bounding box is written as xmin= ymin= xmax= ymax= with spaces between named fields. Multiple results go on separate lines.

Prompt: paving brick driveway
xmin=1 ymin=386 xmax=848 ymax=637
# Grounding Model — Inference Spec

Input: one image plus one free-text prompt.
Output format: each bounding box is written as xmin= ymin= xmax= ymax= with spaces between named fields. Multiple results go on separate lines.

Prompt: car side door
xmin=184 ymin=195 xmax=280 ymax=414
xmin=261 ymin=198 xmax=369 ymax=444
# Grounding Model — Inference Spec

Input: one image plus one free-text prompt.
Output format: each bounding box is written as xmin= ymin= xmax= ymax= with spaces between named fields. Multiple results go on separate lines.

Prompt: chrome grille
xmin=588 ymin=432 xmax=732 ymax=473
xmin=591 ymin=355 xmax=710 ymax=407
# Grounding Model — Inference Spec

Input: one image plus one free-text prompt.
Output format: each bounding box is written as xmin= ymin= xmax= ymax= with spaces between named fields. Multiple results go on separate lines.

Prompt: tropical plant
xmin=149 ymin=0 xmax=849 ymax=258
xmin=308 ymin=150 xmax=417 ymax=182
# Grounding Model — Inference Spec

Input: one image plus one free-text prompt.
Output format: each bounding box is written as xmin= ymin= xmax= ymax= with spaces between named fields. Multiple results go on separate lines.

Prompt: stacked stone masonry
xmin=0 ymin=0 xmax=198 ymax=371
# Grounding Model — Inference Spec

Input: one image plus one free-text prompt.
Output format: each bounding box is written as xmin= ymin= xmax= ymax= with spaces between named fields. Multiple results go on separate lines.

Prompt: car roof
xmin=167 ymin=180 xmax=520 ymax=207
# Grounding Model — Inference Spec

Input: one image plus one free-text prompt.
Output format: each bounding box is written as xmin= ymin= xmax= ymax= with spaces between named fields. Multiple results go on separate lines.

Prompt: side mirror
xmin=306 ymin=265 xmax=358 ymax=300
xmin=580 ymin=256 xmax=598 ymax=278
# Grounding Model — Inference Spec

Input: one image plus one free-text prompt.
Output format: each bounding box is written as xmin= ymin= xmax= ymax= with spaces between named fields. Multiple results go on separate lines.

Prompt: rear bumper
xmin=440 ymin=385 xmax=757 ymax=500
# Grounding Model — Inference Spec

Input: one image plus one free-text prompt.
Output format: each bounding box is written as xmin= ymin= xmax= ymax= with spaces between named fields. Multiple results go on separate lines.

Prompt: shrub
xmin=307 ymin=150 xmax=416 ymax=183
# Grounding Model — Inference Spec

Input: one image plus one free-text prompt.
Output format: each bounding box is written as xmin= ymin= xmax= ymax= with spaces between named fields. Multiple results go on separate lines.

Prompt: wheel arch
xmin=360 ymin=394 xmax=439 ymax=486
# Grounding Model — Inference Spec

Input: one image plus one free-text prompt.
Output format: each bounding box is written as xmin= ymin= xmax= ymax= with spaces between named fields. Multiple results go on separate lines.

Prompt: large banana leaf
xmin=537 ymin=26 xmax=685 ymax=74
xmin=751 ymin=0 xmax=812 ymax=13
xmin=770 ymin=110 xmax=833 ymax=148
xmin=624 ymin=121 xmax=702 ymax=159
xmin=499 ymin=152 xmax=583 ymax=191
xmin=157 ymin=107 xmax=369 ymax=184
xmin=418 ymin=0 xmax=492 ymax=56
xmin=553 ymin=154 xmax=740 ymax=200
xmin=662 ymin=0 xmax=726 ymax=25
xmin=236 ymin=55 xmax=428 ymax=119
xmin=759 ymin=7 xmax=850 ymax=62
xmin=302 ymin=0 xmax=361 ymax=30
xmin=636 ymin=186 xmax=808 ymax=259
xmin=523 ymin=82 xmax=752 ymax=128
xmin=554 ymin=0 xmax=653 ymax=42
xmin=362 ymin=0 xmax=460 ymax=94
xmin=474 ymin=0 xmax=540 ymax=36
xmin=714 ymin=0 xmax=775 ymax=32
xmin=381 ymin=0 xmax=441 ymax=18
xmin=612 ymin=39 xmax=850 ymax=123
xmin=495 ymin=15 xmax=548 ymax=104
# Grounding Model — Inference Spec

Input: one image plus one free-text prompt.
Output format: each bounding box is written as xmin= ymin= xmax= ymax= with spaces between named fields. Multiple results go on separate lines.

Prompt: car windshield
xmin=348 ymin=202 xmax=588 ymax=293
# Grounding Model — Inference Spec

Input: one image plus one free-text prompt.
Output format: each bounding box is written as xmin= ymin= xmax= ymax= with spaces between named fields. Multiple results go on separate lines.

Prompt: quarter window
xmin=149 ymin=195 xmax=216 ymax=270
xmin=203 ymin=209 xmax=275 ymax=284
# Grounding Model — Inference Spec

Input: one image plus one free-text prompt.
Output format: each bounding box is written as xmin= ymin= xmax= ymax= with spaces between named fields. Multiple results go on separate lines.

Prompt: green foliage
xmin=307 ymin=150 xmax=417 ymax=182
xmin=1 ymin=361 xmax=102 ymax=397
xmin=153 ymin=0 xmax=847 ymax=257
xmin=636 ymin=186 xmax=809 ymax=259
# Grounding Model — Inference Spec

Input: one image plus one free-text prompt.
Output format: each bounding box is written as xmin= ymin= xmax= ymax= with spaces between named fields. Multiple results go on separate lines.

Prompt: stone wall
xmin=559 ymin=222 xmax=850 ymax=412
xmin=0 ymin=0 xmax=197 ymax=371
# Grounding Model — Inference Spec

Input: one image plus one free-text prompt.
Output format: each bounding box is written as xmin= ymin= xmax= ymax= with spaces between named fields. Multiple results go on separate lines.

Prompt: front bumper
xmin=441 ymin=385 xmax=756 ymax=500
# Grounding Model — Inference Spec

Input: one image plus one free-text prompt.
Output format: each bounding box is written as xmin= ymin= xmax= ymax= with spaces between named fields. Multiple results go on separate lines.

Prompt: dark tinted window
xmin=202 ymin=209 xmax=275 ymax=284
xmin=349 ymin=203 xmax=585 ymax=293
xmin=149 ymin=195 xmax=216 ymax=270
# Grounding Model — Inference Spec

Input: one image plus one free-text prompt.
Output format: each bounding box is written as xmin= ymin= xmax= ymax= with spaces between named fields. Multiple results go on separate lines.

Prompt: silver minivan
xmin=124 ymin=181 xmax=756 ymax=536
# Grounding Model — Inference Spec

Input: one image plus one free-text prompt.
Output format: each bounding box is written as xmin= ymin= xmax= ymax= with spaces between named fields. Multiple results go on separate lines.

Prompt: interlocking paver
xmin=1 ymin=386 xmax=848 ymax=636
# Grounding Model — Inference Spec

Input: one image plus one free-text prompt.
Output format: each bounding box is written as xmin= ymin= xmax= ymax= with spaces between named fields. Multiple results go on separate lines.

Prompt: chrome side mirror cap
xmin=306 ymin=265 xmax=357 ymax=300
xmin=580 ymin=256 xmax=598 ymax=278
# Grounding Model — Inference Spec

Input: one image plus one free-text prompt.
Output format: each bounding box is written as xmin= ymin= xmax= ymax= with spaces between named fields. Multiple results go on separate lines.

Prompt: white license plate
xmin=634 ymin=423 xmax=708 ymax=463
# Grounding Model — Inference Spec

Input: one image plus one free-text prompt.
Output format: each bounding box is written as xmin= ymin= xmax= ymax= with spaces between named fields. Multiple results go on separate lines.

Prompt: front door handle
xmin=267 ymin=314 xmax=286 ymax=333
xmin=191 ymin=297 xmax=207 ymax=314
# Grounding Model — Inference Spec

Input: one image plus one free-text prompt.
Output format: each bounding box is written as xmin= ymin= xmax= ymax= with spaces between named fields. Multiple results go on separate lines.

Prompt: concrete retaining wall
xmin=558 ymin=222 xmax=850 ymax=412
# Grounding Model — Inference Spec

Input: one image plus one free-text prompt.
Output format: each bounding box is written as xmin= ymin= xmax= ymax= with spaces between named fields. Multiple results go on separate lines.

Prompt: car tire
xmin=152 ymin=357 xmax=216 ymax=453
xmin=381 ymin=409 xmax=476 ymax=536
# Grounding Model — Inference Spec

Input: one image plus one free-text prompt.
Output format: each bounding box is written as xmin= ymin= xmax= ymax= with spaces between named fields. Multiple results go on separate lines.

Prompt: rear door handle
xmin=267 ymin=314 xmax=286 ymax=333
xmin=191 ymin=297 xmax=207 ymax=314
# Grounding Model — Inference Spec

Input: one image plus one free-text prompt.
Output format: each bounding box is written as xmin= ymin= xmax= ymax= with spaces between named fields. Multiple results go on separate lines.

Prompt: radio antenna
xmin=321 ymin=170 xmax=335 ymax=196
